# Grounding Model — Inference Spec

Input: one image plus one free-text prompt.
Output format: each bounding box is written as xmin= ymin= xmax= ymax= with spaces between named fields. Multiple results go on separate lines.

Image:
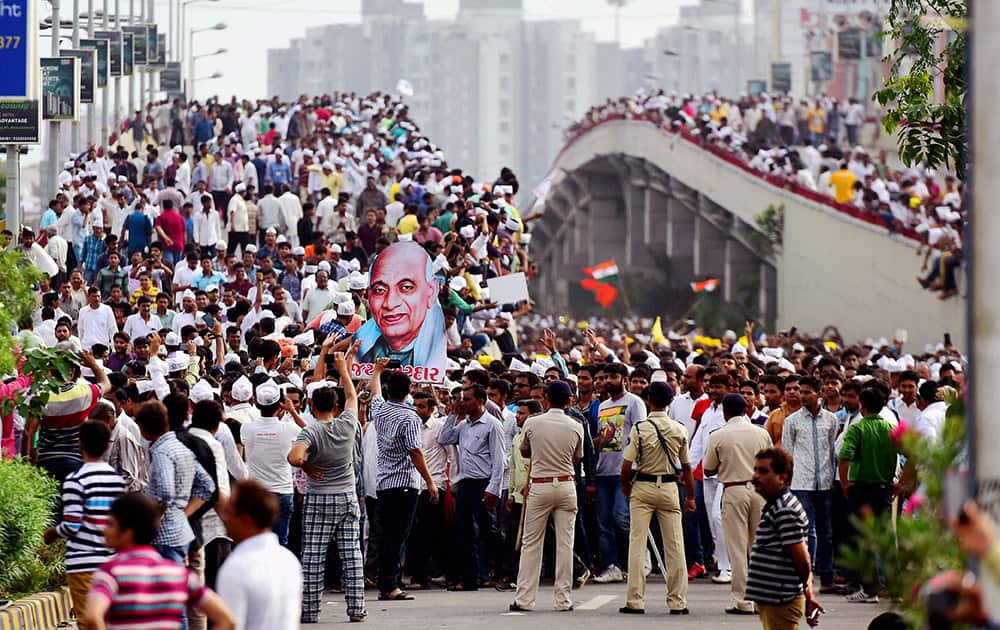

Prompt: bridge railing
xmin=558 ymin=112 xmax=922 ymax=242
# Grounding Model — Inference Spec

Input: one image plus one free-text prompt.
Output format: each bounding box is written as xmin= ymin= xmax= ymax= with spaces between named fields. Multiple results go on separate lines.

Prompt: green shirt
xmin=838 ymin=415 xmax=897 ymax=484
xmin=433 ymin=211 xmax=454 ymax=233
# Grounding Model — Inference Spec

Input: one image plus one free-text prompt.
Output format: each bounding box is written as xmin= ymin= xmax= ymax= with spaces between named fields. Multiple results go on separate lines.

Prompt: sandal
xmin=377 ymin=590 xmax=414 ymax=601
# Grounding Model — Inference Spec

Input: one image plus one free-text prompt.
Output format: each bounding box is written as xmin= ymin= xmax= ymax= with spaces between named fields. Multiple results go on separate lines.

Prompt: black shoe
xmin=619 ymin=606 xmax=645 ymax=615
xmin=725 ymin=606 xmax=755 ymax=615
xmin=509 ymin=603 xmax=530 ymax=612
xmin=670 ymin=608 xmax=690 ymax=615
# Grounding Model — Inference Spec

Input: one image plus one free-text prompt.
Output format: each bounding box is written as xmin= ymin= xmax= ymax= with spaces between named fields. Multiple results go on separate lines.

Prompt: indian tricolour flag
xmin=586 ymin=260 xmax=619 ymax=281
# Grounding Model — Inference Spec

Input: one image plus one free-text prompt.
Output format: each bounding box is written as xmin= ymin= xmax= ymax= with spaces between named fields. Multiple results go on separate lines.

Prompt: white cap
xmin=322 ymin=161 xmax=334 ymax=170
xmin=276 ymin=235 xmax=288 ymax=244
xmin=459 ymin=225 xmax=476 ymax=239
xmin=265 ymin=227 xmax=277 ymax=235
xmin=336 ymin=300 xmax=355 ymax=316
xmin=164 ymin=332 xmax=182 ymax=346
xmin=190 ymin=379 xmax=218 ymax=403
xmin=449 ymin=277 xmax=466 ymax=292
xmin=181 ymin=289 xmax=196 ymax=301
xmin=205 ymin=284 xmax=219 ymax=293
xmin=293 ymin=330 xmax=315 ymax=346
xmin=348 ymin=272 xmax=367 ymax=291
xmin=246 ymin=244 xmax=258 ymax=254
xmin=292 ymin=246 xmax=306 ymax=256
xmin=167 ymin=352 xmax=190 ymax=373
xmin=317 ymin=260 xmax=332 ymax=272
xmin=306 ymin=380 xmax=336 ymax=398
xmin=329 ymin=244 xmax=342 ymax=254
xmin=255 ymin=379 xmax=282 ymax=406
xmin=235 ymin=182 xmax=247 ymax=193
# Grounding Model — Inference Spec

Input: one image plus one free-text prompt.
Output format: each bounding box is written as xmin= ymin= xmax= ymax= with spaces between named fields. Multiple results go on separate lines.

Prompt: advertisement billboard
xmin=122 ymin=25 xmax=147 ymax=65
xmin=147 ymin=23 xmax=157 ymax=65
xmin=810 ymin=51 xmax=833 ymax=82
xmin=771 ymin=63 xmax=792 ymax=93
xmin=0 ymin=100 xmax=39 ymax=143
xmin=93 ymin=29 xmax=122 ymax=77
xmin=160 ymin=62 xmax=181 ymax=91
xmin=41 ymin=56 xmax=79 ymax=121
xmin=122 ymin=31 xmax=134 ymax=76
xmin=0 ymin=0 xmax=38 ymax=100
xmin=350 ymin=242 xmax=447 ymax=382
xmin=79 ymin=38 xmax=109 ymax=88
xmin=61 ymin=48 xmax=96 ymax=103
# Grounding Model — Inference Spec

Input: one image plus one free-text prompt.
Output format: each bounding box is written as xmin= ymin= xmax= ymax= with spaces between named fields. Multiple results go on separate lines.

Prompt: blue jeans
xmin=680 ymin=484 xmax=703 ymax=566
xmin=154 ymin=543 xmax=190 ymax=630
xmin=595 ymin=476 xmax=629 ymax=570
xmin=273 ymin=492 xmax=293 ymax=548
xmin=793 ymin=489 xmax=834 ymax=585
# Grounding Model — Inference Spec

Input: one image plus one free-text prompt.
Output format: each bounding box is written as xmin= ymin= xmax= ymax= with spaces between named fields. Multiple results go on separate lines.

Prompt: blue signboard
xmin=0 ymin=0 xmax=30 ymax=98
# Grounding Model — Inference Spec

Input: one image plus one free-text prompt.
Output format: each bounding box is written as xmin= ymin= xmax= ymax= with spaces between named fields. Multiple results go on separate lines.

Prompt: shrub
xmin=0 ymin=458 xmax=63 ymax=600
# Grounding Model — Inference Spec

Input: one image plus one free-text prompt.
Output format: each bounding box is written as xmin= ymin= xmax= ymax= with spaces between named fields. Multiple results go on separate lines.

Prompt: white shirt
xmin=420 ymin=416 xmax=454 ymax=490
xmin=889 ymin=397 xmax=921 ymax=426
xmin=78 ymin=303 xmax=118 ymax=350
xmin=242 ymin=415 xmax=301 ymax=494
xmin=668 ymin=391 xmax=705 ymax=439
xmin=257 ymin=194 xmax=281 ymax=230
xmin=915 ymin=401 xmax=947 ymax=442
xmin=385 ymin=200 xmax=405 ymax=227
xmin=277 ymin=192 xmax=303 ymax=246
xmin=216 ymin=532 xmax=302 ymax=630
xmin=123 ymin=312 xmax=162 ymax=341
xmin=36 ymin=319 xmax=58 ymax=346
xmin=189 ymin=427 xmax=231 ymax=544
xmin=689 ymin=401 xmax=724 ymax=470
xmin=194 ymin=209 xmax=222 ymax=246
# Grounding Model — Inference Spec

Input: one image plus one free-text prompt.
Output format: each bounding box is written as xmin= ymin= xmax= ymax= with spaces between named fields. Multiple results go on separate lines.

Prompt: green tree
xmin=874 ymin=0 xmax=967 ymax=177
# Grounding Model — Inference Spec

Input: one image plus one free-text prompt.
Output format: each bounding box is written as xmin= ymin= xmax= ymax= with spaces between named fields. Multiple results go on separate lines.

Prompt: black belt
xmin=634 ymin=473 xmax=677 ymax=483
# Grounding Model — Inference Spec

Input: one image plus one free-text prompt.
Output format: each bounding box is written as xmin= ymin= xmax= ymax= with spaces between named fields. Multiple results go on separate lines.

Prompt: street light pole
xmin=87 ymin=0 xmax=95 ymax=145
xmin=128 ymin=0 xmax=134 ymax=118
xmin=101 ymin=0 xmax=108 ymax=146
xmin=147 ymin=0 xmax=155 ymax=105
xmin=71 ymin=0 xmax=81 ymax=152
xmin=189 ymin=24 xmax=226 ymax=101
xmin=47 ymin=0 xmax=62 ymax=202
xmin=114 ymin=0 xmax=121 ymax=137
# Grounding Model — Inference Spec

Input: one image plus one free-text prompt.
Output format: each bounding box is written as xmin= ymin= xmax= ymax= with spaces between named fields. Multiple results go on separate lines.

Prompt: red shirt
xmin=155 ymin=209 xmax=187 ymax=254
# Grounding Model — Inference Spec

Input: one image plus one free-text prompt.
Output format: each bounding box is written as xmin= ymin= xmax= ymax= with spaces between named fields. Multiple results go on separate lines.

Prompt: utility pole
xmin=46 ymin=0 xmax=62 ymax=202
xmin=71 ymin=0 xmax=80 ymax=152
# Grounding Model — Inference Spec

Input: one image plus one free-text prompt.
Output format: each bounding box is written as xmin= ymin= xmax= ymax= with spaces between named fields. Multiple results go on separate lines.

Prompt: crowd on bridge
xmin=0 ymin=88 xmax=992 ymax=630
xmin=568 ymin=90 xmax=965 ymax=300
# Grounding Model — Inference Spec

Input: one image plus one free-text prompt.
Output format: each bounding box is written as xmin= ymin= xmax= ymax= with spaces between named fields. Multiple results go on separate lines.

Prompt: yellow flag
xmin=651 ymin=317 xmax=667 ymax=344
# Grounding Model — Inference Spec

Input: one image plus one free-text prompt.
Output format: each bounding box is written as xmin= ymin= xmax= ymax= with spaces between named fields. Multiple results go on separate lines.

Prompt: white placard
xmin=486 ymin=272 xmax=529 ymax=305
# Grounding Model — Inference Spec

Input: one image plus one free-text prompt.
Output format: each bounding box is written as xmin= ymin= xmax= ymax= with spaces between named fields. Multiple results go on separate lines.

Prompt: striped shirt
xmin=371 ymin=396 xmax=421 ymax=492
xmin=56 ymin=462 xmax=126 ymax=573
xmin=746 ymin=488 xmax=810 ymax=605
xmin=38 ymin=382 xmax=101 ymax=468
xmin=90 ymin=546 xmax=208 ymax=629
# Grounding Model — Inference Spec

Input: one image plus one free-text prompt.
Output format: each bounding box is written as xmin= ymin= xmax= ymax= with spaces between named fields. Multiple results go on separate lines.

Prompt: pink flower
xmin=902 ymin=494 xmax=925 ymax=516
xmin=890 ymin=419 xmax=912 ymax=445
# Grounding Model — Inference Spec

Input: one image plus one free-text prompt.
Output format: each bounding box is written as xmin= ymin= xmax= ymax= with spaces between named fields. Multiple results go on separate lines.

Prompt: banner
xmin=79 ymin=38 xmax=109 ymax=88
xmin=770 ymin=63 xmax=791 ymax=93
xmin=838 ymin=27 xmax=862 ymax=60
xmin=160 ymin=61 xmax=181 ymax=91
xmin=152 ymin=32 xmax=166 ymax=67
xmin=122 ymin=25 xmax=147 ymax=65
xmin=0 ymin=0 xmax=38 ymax=100
xmin=0 ymin=100 xmax=39 ymax=143
xmin=41 ymin=56 xmax=79 ymax=121
xmin=93 ymin=29 xmax=122 ymax=77
xmin=746 ymin=79 xmax=767 ymax=97
xmin=122 ymin=32 xmax=134 ymax=76
xmin=810 ymin=51 xmax=833 ymax=82
xmin=350 ymin=241 xmax=447 ymax=382
xmin=60 ymin=48 xmax=95 ymax=104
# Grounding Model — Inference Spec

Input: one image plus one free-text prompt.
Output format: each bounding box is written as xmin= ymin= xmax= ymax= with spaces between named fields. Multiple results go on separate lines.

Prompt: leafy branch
xmin=874 ymin=0 xmax=967 ymax=177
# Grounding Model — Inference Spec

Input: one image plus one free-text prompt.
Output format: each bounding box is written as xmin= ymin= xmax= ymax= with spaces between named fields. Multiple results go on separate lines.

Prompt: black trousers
xmin=226 ymin=231 xmax=251 ymax=256
xmin=376 ymin=487 xmax=419 ymax=595
xmin=364 ymin=496 xmax=380 ymax=580
xmin=454 ymin=478 xmax=494 ymax=589
xmin=203 ymin=538 xmax=231 ymax=590
xmin=405 ymin=487 xmax=447 ymax=584
xmin=847 ymin=482 xmax=894 ymax=591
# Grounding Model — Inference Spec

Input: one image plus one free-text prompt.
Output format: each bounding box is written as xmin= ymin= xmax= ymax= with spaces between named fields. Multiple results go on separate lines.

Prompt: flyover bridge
xmin=530 ymin=117 xmax=964 ymax=349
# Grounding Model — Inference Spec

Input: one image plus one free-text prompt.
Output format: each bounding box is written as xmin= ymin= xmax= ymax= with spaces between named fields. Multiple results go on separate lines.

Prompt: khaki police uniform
xmin=621 ymin=411 xmax=690 ymax=611
xmin=703 ymin=415 xmax=773 ymax=612
xmin=512 ymin=408 xmax=584 ymax=611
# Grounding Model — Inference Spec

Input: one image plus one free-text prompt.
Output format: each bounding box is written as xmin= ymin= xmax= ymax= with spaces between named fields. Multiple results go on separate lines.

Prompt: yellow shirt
xmin=397 ymin=214 xmax=419 ymax=235
xmin=307 ymin=166 xmax=343 ymax=198
xmin=130 ymin=286 xmax=161 ymax=305
xmin=807 ymin=107 xmax=826 ymax=134
xmin=829 ymin=169 xmax=857 ymax=204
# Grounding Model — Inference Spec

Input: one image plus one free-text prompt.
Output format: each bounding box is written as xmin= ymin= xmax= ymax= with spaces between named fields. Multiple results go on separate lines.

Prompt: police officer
xmin=619 ymin=382 xmax=696 ymax=615
xmin=509 ymin=380 xmax=584 ymax=613
xmin=703 ymin=393 xmax=773 ymax=615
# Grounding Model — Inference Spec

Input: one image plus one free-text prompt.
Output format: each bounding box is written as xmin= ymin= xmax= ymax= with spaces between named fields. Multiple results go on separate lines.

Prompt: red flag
xmin=690 ymin=278 xmax=720 ymax=293
xmin=581 ymin=277 xmax=618 ymax=308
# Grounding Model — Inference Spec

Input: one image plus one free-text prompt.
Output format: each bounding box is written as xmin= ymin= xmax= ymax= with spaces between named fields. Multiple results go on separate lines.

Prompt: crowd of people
xmin=568 ymin=90 xmax=965 ymax=300
xmin=0 ymin=88 xmax=984 ymax=630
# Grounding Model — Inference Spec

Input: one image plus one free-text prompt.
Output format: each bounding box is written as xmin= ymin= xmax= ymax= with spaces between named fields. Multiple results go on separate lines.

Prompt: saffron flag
xmin=581 ymin=277 xmax=618 ymax=308
xmin=690 ymin=277 xmax=720 ymax=293
xmin=651 ymin=316 xmax=667 ymax=345
xmin=584 ymin=260 xmax=619 ymax=281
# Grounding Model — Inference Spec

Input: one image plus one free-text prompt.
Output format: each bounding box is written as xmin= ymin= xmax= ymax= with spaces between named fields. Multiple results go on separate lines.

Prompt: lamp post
xmin=180 ymin=0 xmax=220 ymax=92
xmin=188 ymin=24 xmax=226 ymax=99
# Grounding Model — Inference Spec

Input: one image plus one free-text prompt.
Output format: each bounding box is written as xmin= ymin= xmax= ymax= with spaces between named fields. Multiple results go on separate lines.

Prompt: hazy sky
xmin=162 ymin=0 xmax=703 ymax=98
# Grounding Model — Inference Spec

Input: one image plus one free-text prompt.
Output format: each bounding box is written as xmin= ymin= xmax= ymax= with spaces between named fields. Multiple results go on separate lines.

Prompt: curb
xmin=0 ymin=590 xmax=73 ymax=630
